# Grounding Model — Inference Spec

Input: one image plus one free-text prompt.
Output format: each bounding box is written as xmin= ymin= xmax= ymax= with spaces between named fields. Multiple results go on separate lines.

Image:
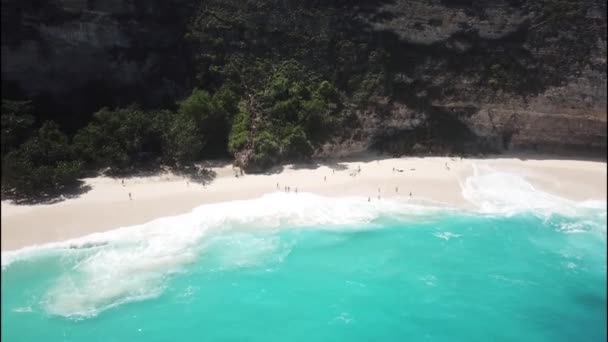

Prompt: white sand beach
xmin=1 ymin=154 xmax=606 ymax=251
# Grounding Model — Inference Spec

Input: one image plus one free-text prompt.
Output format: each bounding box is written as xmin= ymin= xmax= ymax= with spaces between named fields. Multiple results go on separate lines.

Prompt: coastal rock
xmin=1 ymin=0 xmax=194 ymax=128
xmin=1 ymin=0 xmax=606 ymax=159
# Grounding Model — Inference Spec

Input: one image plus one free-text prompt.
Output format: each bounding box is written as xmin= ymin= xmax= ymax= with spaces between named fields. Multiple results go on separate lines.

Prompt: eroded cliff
xmin=2 ymin=0 xmax=606 ymax=158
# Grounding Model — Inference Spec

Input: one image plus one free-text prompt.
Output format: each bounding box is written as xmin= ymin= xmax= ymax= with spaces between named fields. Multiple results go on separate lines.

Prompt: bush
xmin=178 ymin=88 xmax=216 ymax=125
xmin=176 ymin=87 xmax=239 ymax=158
xmin=228 ymin=107 xmax=251 ymax=154
xmin=2 ymin=121 xmax=84 ymax=200
xmin=251 ymin=130 xmax=280 ymax=169
xmin=70 ymin=87 xmax=241 ymax=169
xmin=73 ymin=106 xmax=170 ymax=172
xmin=224 ymin=61 xmax=343 ymax=170
xmin=281 ymin=126 xmax=313 ymax=160
xmin=1 ymin=99 xmax=35 ymax=158
xmin=166 ymin=113 xmax=205 ymax=164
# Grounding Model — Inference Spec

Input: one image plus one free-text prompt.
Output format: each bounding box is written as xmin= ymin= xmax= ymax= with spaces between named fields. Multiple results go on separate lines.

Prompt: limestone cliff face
xmin=1 ymin=0 xmax=194 ymax=129
xmin=355 ymin=0 xmax=607 ymax=156
xmin=2 ymin=0 xmax=606 ymax=156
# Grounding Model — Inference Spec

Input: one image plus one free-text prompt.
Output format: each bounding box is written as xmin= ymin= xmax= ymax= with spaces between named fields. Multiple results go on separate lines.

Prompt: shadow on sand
xmin=4 ymin=150 xmax=604 ymax=206
xmin=2 ymin=181 xmax=92 ymax=205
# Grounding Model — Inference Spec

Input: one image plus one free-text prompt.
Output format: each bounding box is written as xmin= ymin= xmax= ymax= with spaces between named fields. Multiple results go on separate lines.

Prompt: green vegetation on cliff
xmin=1 ymin=0 xmax=605 ymax=202
xmin=2 ymin=119 xmax=84 ymax=201
xmin=0 ymin=60 xmax=344 ymax=201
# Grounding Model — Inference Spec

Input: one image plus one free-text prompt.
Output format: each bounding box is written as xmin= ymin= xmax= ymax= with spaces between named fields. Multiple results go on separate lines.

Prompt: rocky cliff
xmin=358 ymin=0 xmax=607 ymax=157
xmin=1 ymin=0 xmax=195 ymax=131
xmin=2 ymin=0 xmax=606 ymax=157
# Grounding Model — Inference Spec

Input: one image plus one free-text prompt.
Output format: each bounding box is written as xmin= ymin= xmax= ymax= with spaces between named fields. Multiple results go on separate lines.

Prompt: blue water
xmin=2 ymin=209 xmax=606 ymax=341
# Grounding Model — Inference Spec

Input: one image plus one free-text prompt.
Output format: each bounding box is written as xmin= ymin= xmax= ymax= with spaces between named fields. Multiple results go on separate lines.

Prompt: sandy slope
xmin=1 ymin=154 xmax=606 ymax=251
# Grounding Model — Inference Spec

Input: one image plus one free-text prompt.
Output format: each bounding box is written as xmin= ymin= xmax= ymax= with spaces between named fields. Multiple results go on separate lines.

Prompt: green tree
xmin=166 ymin=114 xmax=205 ymax=164
xmin=73 ymin=106 xmax=169 ymax=172
xmin=251 ymin=130 xmax=280 ymax=170
xmin=228 ymin=106 xmax=251 ymax=154
xmin=281 ymin=126 xmax=313 ymax=160
xmin=227 ymin=61 xmax=343 ymax=171
xmin=178 ymin=89 xmax=216 ymax=125
xmin=1 ymin=99 xmax=35 ymax=158
xmin=2 ymin=121 xmax=83 ymax=200
xmin=175 ymin=87 xmax=239 ymax=158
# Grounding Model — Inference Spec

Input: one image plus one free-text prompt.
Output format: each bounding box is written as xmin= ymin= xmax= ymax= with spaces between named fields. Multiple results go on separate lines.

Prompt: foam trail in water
xmin=3 ymin=193 xmax=444 ymax=319
xmin=3 ymin=168 xmax=605 ymax=319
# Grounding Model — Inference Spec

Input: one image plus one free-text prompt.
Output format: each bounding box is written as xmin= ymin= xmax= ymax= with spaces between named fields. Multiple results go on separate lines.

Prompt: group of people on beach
xmin=272 ymin=163 xmax=415 ymax=203
xmin=121 ymin=179 xmax=133 ymax=200
xmin=277 ymin=182 xmax=297 ymax=194
xmin=119 ymin=159 xmax=451 ymax=202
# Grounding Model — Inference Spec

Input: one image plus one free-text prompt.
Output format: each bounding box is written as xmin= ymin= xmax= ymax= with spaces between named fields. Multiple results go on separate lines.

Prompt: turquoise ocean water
xmin=1 ymin=172 xmax=606 ymax=341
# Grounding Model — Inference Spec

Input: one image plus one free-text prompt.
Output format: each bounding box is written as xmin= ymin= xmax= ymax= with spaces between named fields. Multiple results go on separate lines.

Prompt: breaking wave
xmin=1 ymin=168 xmax=605 ymax=319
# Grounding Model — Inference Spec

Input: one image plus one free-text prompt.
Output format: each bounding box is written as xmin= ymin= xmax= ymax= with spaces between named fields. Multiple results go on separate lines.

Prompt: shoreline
xmin=1 ymin=154 xmax=606 ymax=251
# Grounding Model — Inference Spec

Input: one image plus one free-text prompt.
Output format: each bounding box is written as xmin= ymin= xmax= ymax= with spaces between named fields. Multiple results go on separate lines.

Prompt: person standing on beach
xmin=409 ymin=191 xmax=412 ymax=198
xmin=277 ymin=182 xmax=280 ymax=189
xmin=122 ymin=179 xmax=125 ymax=186
xmin=324 ymin=176 xmax=326 ymax=182
xmin=396 ymin=186 xmax=398 ymax=193
xmin=128 ymin=192 xmax=132 ymax=200
xmin=295 ymin=187 xmax=298 ymax=194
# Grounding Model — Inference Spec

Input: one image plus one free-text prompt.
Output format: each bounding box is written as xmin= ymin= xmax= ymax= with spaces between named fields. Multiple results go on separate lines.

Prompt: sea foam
xmin=1 ymin=169 xmax=605 ymax=319
xmin=461 ymin=164 xmax=606 ymax=218
xmin=2 ymin=193 xmax=445 ymax=319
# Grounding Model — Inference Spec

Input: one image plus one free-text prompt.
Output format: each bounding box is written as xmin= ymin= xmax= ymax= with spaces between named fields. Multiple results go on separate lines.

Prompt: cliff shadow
xmin=2 ymin=181 xmax=92 ymax=205
xmin=174 ymin=166 xmax=217 ymax=186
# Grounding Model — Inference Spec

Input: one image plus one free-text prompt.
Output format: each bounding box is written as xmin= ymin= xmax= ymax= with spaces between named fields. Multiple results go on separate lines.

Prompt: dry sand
xmin=1 ymin=155 xmax=606 ymax=251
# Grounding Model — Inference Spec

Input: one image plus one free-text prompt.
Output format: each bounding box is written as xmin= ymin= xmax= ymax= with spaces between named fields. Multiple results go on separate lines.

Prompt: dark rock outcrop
xmin=1 ymin=0 xmax=195 ymax=131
